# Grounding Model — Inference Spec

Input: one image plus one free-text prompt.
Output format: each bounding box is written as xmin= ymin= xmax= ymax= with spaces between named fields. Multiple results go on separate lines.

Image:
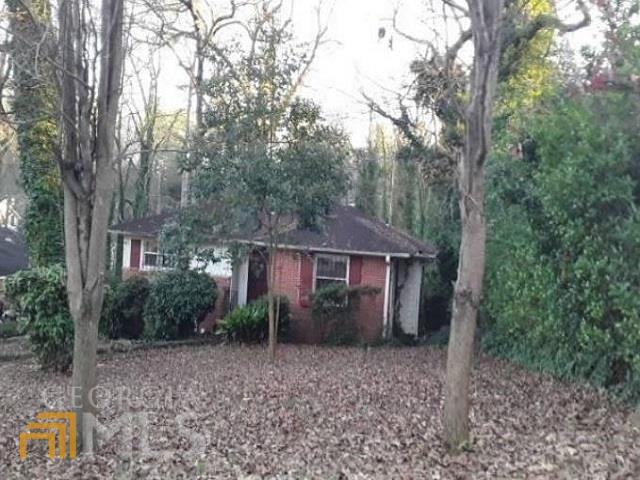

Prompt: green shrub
xmin=99 ymin=276 xmax=117 ymax=338
xmin=311 ymin=283 xmax=380 ymax=345
xmin=4 ymin=265 xmax=73 ymax=371
xmin=101 ymin=276 xmax=150 ymax=339
xmin=426 ymin=326 xmax=450 ymax=347
xmin=144 ymin=270 xmax=217 ymax=340
xmin=485 ymin=94 xmax=640 ymax=402
xmin=0 ymin=321 xmax=20 ymax=338
xmin=218 ymin=295 xmax=291 ymax=343
xmin=218 ymin=302 xmax=267 ymax=343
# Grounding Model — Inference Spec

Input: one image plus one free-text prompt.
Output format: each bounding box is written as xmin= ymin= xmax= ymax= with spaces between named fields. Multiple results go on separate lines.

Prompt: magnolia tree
xmin=189 ymin=11 xmax=349 ymax=361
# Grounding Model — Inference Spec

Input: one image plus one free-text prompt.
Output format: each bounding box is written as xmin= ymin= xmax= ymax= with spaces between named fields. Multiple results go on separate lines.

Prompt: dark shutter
xmin=349 ymin=256 xmax=363 ymax=285
xmin=299 ymin=254 xmax=314 ymax=307
xmin=130 ymin=239 xmax=141 ymax=270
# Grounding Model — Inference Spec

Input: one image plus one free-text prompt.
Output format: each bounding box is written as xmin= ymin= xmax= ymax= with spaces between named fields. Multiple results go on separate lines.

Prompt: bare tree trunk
xmin=58 ymin=0 xmax=125 ymax=450
xmin=181 ymin=81 xmax=194 ymax=207
xmin=133 ymin=135 xmax=154 ymax=218
xmin=68 ymin=276 xmax=100 ymax=443
xmin=179 ymin=1 xmax=206 ymax=208
xmin=443 ymin=0 xmax=504 ymax=451
xmin=267 ymin=244 xmax=277 ymax=362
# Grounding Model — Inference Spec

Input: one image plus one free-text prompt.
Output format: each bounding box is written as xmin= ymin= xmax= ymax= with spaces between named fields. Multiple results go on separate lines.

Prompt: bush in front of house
xmin=4 ymin=265 xmax=74 ymax=371
xmin=425 ymin=325 xmax=450 ymax=347
xmin=217 ymin=295 xmax=291 ymax=343
xmin=217 ymin=302 xmax=267 ymax=343
xmin=143 ymin=270 xmax=217 ymax=340
xmin=101 ymin=276 xmax=149 ymax=339
xmin=0 ymin=320 xmax=20 ymax=338
xmin=311 ymin=283 xmax=380 ymax=345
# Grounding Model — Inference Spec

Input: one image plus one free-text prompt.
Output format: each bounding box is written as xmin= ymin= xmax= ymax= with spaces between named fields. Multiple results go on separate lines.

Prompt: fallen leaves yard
xmin=1 ymin=344 xmax=639 ymax=479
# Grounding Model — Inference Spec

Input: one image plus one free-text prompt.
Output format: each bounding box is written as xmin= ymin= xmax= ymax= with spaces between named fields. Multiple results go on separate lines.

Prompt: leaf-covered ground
xmin=1 ymin=344 xmax=638 ymax=479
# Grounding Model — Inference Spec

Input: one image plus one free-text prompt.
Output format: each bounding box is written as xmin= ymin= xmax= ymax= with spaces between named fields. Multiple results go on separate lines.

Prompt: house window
xmin=314 ymin=254 xmax=349 ymax=291
xmin=142 ymin=239 xmax=172 ymax=270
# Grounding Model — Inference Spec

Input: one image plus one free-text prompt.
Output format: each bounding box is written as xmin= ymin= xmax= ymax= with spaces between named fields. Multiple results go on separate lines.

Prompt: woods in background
xmin=353 ymin=1 xmax=640 ymax=406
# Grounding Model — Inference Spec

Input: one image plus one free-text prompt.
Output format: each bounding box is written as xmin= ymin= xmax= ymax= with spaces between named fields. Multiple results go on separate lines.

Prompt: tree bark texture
xmin=267 ymin=245 xmax=277 ymax=362
xmin=443 ymin=0 xmax=504 ymax=451
xmin=58 ymin=0 xmax=125 ymax=450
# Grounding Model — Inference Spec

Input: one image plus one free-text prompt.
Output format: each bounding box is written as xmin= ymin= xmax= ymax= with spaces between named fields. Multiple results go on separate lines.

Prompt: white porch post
xmin=396 ymin=259 xmax=422 ymax=337
xmin=382 ymin=255 xmax=392 ymax=339
xmin=122 ymin=237 xmax=131 ymax=270
xmin=237 ymin=257 xmax=249 ymax=306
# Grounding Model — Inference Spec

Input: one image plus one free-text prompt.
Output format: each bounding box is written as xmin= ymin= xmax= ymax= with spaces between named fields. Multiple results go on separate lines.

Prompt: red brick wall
xmin=271 ymin=251 xmax=314 ymax=341
xmin=271 ymin=250 xmax=387 ymax=343
xmin=355 ymin=256 xmax=387 ymax=342
xmin=212 ymin=276 xmax=231 ymax=318
xmin=199 ymin=276 xmax=230 ymax=334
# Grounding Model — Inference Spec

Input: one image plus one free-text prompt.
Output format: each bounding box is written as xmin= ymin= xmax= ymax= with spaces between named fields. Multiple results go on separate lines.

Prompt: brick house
xmin=109 ymin=205 xmax=436 ymax=343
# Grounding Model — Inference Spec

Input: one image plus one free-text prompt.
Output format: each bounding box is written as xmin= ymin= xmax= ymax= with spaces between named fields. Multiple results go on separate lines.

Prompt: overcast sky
xmin=290 ymin=0 xmax=429 ymax=147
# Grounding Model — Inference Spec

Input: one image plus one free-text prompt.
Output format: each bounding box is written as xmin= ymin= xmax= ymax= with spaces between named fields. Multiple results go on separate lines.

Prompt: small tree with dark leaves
xmin=190 ymin=16 xmax=350 ymax=361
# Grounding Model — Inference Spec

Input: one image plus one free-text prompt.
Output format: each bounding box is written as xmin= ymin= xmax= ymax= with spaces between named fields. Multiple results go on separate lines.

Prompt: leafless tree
xmin=133 ymin=0 xmax=249 ymax=206
xmin=442 ymin=0 xmax=505 ymax=450
xmin=368 ymin=0 xmax=592 ymax=450
xmin=57 ymin=0 xmax=125 ymax=447
xmin=443 ymin=0 xmax=591 ymax=451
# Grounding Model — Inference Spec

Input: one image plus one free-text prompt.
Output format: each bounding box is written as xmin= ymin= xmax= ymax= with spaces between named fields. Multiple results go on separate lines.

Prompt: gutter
xmin=237 ymin=240 xmax=437 ymax=260
xmin=107 ymin=230 xmax=159 ymax=239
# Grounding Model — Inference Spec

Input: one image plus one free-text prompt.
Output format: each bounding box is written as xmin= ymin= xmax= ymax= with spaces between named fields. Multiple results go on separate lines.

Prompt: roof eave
xmin=238 ymin=239 xmax=436 ymax=259
xmin=108 ymin=229 xmax=159 ymax=238
xmin=105 ymin=231 xmax=438 ymax=259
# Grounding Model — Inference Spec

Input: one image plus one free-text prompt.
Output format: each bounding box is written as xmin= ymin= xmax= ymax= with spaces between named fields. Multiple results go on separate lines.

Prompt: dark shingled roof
xmin=110 ymin=205 xmax=436 ymax=258
xmin=109 ymin=212 xmax=173 ymax=238
xmin=0 ymin=228 xmax=28 ymax=277
xmin=255 ymin=205 xmax=436 ymax=258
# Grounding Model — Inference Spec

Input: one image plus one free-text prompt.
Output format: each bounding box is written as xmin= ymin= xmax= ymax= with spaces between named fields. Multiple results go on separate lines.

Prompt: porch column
xmin=396 ymin=259 xmax=422 ymax=337
xmin=237 ymin=257 xmax=249 ymax=306
xmin=382 ymin=255 xmax=393 ymax=339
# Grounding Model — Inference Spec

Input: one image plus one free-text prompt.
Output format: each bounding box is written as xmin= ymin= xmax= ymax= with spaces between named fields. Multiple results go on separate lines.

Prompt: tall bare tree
xmin=370 ymin=0 xmax=591 ymax=449
xmin=442 ymin=0 xmax=591 ymax=450
xmin=57 ymin=0 xmax=125 ymax=446
xmin=137 ymin=0 xmax=244 ymax=206
xmin=442 ymin=0 xmax=504 ymax=449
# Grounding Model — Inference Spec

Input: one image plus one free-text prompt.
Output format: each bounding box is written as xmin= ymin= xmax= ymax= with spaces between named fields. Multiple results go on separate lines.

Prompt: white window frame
xmin=313 ymin=254 xmax=350 ymax=292
xmin=142 ymin=239 xmax=171 ymax=271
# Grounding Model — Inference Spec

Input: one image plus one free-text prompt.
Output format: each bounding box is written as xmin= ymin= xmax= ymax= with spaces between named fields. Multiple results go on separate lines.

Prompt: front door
xmin=247 ymin=251 xmax=268 ymax=302
xmin=130 ymin=239 xmax=142 ymax=270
